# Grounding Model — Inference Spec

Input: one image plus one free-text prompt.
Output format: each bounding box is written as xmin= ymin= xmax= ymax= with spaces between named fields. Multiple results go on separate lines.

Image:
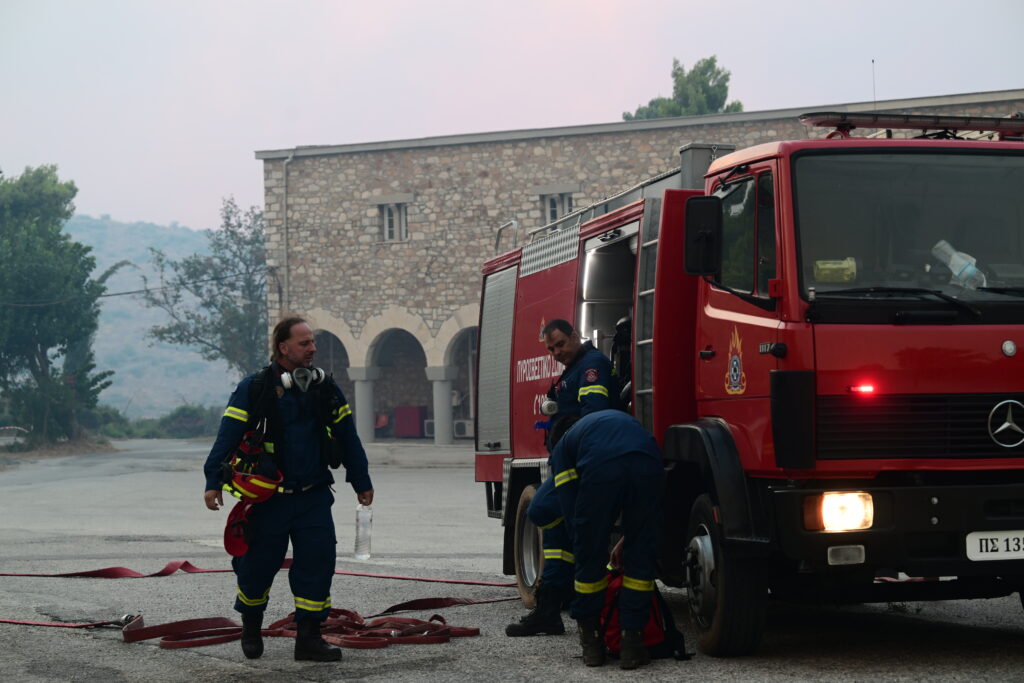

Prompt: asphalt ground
xmin=2 ymin=438 xmax=1024 ymax=681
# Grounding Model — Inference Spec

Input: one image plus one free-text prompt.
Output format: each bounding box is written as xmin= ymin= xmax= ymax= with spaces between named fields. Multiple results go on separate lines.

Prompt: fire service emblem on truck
xmin=725 ymin=326 xmax=747 ymax=395
xmin=989 ymin=400 xmax=1024 ymax=448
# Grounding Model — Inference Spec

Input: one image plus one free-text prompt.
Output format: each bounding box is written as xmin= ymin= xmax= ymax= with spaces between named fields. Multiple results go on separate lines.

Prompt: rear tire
xmin=513 ymin=483 xmax=543 ymax=607
xmin=685 ymin=494 xmax=766 ymax=656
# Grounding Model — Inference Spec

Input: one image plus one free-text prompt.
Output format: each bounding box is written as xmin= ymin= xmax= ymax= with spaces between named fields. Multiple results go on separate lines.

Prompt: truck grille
xmin=816 ymin=393 xmax=1024 ymax=460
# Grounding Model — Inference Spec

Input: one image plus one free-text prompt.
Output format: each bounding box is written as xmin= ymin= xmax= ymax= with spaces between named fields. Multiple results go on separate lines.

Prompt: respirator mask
xmin=281 ymin=366 xmax=326 ymax=392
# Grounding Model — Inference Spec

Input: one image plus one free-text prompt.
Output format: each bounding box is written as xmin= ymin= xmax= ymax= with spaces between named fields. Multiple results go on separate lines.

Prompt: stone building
xmin=254 ymin=89 xmax=1024 ymax=445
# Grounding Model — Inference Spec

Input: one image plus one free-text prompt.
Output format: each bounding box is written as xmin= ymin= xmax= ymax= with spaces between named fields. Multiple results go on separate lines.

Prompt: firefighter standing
xmin=203 ymin=317 xmax=374 ymax=662
xmin=550 ymin=409 xmax=663 ymax=670
xmin=505 ymin=319 xmax=614 ymax=637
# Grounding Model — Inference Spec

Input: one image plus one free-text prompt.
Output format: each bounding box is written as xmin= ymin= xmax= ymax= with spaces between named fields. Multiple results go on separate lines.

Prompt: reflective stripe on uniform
xmin=622 ymin=576 xmax=656 ymax=592
xmin=575 ymin=576 xmax=609 ymax=594
xmin=577 ymin=385 xmax=609 ymax=399
xmin=222 ymin=483 xmax=243 ymax=500
xmin=553 ymin=468 xmax=578 ymax=487
xmin=544 ymin=548 xmax=575 ymax=563
xmin=264 ymin=441 xmax=275 ymax=453
xmin=538 ymin=516 xmax=564 ymax=530
xmin=224 ymin=406 xmax=249 ymax=422
xmin=294 ymin=596 xmax=332 ymax=612
xmin=237 ymin=587 xmax=269 ymax=606
xmin=332 ymin=404 xmax=353 ymax=423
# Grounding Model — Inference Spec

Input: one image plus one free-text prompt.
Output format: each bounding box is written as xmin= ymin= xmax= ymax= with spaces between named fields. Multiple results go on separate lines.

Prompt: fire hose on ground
xmin=0 ymin=560 xmax=518 ymax=649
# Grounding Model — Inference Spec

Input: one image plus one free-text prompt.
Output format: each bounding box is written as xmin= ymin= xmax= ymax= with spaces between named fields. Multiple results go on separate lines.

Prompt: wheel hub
xmin=686 ymin=525 xmax=717 ymax=620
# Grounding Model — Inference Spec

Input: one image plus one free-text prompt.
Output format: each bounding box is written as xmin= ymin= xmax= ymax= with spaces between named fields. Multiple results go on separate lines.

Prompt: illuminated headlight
xmin=803 ymin=492 xmax=874 ymax=532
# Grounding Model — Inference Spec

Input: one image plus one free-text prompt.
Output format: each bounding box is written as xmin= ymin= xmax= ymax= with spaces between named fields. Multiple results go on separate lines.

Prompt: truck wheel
xmin=513 ymin=483 xmax=543 ymax=607
xmin=685 ymin=493 xmax=766 ymax=656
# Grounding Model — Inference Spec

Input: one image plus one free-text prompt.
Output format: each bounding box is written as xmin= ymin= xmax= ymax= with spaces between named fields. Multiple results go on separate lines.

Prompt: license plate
xmin=966 ymin=530 xmax=1024 ymax=561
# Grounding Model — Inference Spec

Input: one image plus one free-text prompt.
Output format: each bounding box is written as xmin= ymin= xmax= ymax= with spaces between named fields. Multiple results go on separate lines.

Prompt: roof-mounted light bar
xmin=800 ymin=111 xmax=1024 ymax=141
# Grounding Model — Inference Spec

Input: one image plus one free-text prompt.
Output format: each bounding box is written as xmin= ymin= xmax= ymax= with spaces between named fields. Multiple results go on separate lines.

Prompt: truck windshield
xmin=793 ymin=152 xmax=1024 ymax=301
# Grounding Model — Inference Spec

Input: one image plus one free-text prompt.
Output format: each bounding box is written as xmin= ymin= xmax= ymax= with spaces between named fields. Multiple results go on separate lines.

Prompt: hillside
xmin=63 ymin=215 xmax=238 ymax=418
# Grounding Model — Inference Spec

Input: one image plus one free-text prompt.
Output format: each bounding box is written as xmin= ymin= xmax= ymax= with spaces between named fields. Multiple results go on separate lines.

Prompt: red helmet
xmin=223 ymin=469 xmax=282 ymax=503
xmin=224 ymin=501 xmax=254 ymax=556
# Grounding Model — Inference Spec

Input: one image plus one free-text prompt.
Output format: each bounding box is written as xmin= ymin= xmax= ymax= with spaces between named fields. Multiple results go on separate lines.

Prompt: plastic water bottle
xmin=931 ymin=240 xmax=986 ymax=289
xmin=354 ymin=504 xmax=372 ymax=560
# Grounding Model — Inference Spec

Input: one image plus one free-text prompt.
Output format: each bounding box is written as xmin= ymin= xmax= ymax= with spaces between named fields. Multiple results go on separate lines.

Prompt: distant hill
xmin=64 ymin=215 xmax=239 ymax=418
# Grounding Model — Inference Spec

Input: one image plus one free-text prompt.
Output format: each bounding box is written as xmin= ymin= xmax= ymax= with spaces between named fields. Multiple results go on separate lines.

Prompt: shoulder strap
xmin=246 ymin=367 xmax=285 ymax=472
xmin=247 ymin=367 xmax=274 ymax=424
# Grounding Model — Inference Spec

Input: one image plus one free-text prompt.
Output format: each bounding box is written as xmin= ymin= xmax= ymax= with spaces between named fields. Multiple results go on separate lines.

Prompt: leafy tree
xmin=623 ymin=56 xmax=743 ymax=121
xmin=0 ymin=166 xmax=116 ymax=443
xmin=141 ymin=198 xmax=267 ymax=377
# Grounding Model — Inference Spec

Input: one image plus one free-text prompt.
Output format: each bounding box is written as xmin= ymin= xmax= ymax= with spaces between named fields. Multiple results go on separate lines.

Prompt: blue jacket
xmin=550 ymin=410 xmax=661 ymax=489
xmin=204 ymin=366 xmax=372 ymax=494
xmin=550 ymin=341 xmax=613 ymax=420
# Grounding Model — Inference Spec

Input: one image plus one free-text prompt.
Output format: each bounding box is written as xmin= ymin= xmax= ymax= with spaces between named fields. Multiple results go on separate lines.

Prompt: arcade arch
xmin=313 ymin=330 xmax=353 ymax=403
xmin=370 ymin=329 xmax=430 ymax=439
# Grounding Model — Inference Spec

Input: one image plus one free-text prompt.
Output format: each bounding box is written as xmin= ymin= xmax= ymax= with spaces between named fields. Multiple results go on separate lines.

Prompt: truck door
xmin=696 ymin=168 xmax=781 ymax=465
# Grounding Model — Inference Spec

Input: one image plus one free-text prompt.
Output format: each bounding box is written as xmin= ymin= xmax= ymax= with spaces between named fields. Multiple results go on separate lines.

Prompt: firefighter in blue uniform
xmin=551 ymin=409 xmax=663 ymax=670
xmin=203 ymin=317 xmax=373 ymax=662
xmin=506 ymin=318 xmax=614 ymax=637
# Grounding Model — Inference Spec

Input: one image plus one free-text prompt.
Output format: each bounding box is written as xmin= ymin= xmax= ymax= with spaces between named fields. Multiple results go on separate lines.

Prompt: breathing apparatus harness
xmin=219 ymin=364 xmax=332 ymax=503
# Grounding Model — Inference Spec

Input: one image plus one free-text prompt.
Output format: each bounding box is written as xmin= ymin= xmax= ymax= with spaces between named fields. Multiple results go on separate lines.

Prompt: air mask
xmin=281 ymin=366 xmax=326 ymax=392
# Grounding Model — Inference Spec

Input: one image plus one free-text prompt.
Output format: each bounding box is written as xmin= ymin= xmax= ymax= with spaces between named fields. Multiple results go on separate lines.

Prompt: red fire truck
xmin=474 ymin=112 xmax=1024 ymax=656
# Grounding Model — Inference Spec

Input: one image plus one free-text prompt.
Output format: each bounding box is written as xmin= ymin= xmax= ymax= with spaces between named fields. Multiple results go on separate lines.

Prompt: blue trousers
xmin=527 ymin=476 xmax=574 ymax=589
xmin=557 ymin=454 xmax=663 ymax=630
xmin=232 ymin=484 xmax=336 ymax=622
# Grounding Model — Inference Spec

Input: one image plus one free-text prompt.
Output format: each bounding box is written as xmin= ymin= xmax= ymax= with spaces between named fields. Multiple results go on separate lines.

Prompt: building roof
xmin=254 ymin=89 xmax=1024 ymax=161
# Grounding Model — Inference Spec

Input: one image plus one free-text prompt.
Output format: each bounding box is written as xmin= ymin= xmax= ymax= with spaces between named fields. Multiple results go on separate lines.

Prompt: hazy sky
xmin=2 ymin=0 xmax=1020 ymax=231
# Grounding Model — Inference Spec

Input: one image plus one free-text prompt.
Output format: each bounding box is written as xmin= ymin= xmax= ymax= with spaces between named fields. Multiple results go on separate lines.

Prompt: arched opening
xmin=314 ymin=330 xmax=353 ymax=402
xmin=447 ymin=327 xmax=478 ymax=436
xmin=371 ymin=329 xmax=430 ymax=438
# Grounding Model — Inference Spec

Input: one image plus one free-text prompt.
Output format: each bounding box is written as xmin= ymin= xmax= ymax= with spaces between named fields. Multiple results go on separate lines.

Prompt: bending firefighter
xmin=552 ymin=410 xmax=664 ymax=670
xmin=506 ymin=318 xmax=614 ymax=637
xmin=203 ymin=316 xmax=374 ymax=662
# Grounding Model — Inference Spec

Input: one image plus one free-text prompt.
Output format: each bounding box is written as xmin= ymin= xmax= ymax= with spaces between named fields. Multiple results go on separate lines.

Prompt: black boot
xmin=619 ymin=629 xmax=650 ymax=670
xmin=505 ymin=583 xmax=566 ymax=637
xmin=577 ymin=617 xmax=606 ymax=667
xmin=294 ymin=620 xmax=342 ymax=662
xmin=240 ymin=613 xmax=263 ymax=659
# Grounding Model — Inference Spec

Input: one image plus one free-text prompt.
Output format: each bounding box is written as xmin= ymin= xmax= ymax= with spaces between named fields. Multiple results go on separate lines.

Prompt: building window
xmin=379 ymin=203 xmax=408 ymax=241
xmin=542 ymin=193 xmax=574 ymax=223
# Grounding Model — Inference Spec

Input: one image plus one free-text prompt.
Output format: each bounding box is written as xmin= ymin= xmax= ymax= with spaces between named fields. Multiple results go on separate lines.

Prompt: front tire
xmin=513 ymin=483 xmax=543 ymax=607
xmin=685 ymin=493 xmax=766 ymax=656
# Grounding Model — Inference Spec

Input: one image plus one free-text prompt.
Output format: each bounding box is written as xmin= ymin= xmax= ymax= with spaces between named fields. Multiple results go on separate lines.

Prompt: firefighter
xmin=550 ymin=409 xmax=663 ymax=670
xmin=203 ymin=316 xmax=374 ymax=662
xmin=542 ymin=318 xmax=615 ymax=443
xmin=505 ymin=319 xmax=614 ymax=637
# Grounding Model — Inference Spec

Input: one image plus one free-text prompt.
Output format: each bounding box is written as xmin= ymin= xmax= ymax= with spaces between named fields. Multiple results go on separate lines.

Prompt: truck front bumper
xmin=773 ymin=482 xmax=1024 ymax=578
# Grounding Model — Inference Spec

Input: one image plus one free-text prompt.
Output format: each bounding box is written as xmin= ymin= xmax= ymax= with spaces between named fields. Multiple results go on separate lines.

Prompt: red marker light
xmin=848 ymin=384 xmax=875 ymax=394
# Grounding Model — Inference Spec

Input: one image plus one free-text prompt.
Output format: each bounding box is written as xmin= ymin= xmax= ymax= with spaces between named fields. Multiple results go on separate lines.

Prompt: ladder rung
xmin=636 ymin=339 xmax=653 ymax=346
xmin=638 ymin=289 xmax=655 ymax=297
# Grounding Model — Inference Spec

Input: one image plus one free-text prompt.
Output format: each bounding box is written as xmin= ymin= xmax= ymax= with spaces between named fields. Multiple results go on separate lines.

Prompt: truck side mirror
xmin=684 ymin=196 xmax=723 ymax=275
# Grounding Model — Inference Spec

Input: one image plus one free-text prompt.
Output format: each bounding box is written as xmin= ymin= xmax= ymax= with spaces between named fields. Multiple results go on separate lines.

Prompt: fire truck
xmin=474 ymin=112 xmax=1024 ymax=656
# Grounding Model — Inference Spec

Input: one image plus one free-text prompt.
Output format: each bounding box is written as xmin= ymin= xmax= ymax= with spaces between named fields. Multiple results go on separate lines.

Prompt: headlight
xmin=803 ymin=492 xmax=873 ymax=532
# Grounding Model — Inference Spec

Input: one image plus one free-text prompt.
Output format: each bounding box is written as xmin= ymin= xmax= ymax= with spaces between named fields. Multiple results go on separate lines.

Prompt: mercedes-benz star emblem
xmin=989 ymin=400 xmax=1024 ymax=448
xmin=1003 ymin=340 xmax=1017 ymax=357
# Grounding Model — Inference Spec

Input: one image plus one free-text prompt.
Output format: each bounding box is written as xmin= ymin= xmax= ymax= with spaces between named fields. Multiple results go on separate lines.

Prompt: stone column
xmin=426 ymin=366 xmax=458 ymax=446
xmin=348 ymin=366 xmax=380 ymax=444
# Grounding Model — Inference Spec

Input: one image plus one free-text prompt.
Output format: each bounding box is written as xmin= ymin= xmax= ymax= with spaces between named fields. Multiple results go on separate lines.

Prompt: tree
xmin=623 ymin=56 xmax=743 ymax=121
xmin=141 ymin=198 xmax=267 ymax=377
xmin=0 ymin=166 xmax=115 ymax=443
